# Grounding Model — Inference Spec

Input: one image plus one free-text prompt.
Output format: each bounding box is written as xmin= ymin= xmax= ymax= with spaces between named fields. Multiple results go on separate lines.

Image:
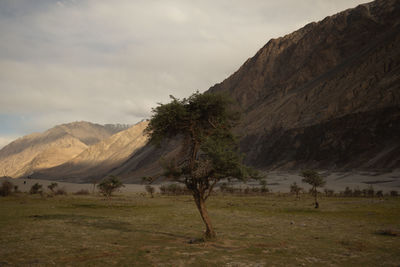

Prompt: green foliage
xmin=0 ymin=180 xmax=14 ymax=197
xmin=30 ymin=183 xmax=43 ymax=195
xmin=300 ymin=170 xmax=326 ymax=188
xmin=300 ymin=170 xmax=325 ymax=208
xmin=98 ymin=176 xmax=124 ymax=198
xmin=145 ymin=92 xmax=257 ymax=189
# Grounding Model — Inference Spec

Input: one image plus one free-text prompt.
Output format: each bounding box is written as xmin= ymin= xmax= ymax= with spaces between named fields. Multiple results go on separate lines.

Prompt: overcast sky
xmin=0 ymin=0 xmax=369 ymax=148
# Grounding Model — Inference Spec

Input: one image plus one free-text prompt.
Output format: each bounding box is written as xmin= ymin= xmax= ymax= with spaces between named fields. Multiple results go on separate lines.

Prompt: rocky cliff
xmin=207 ymin=0 xmax=400 ymax=170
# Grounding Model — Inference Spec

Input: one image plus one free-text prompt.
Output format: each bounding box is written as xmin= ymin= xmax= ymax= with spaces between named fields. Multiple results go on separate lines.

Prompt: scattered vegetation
xmin=97 ymin=176 xmax=124 ymax=198
xmin=0 ymin=194 xmax=399 ymax=266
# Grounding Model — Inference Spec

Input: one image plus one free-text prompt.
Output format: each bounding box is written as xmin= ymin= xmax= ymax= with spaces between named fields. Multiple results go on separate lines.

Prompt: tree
xmin=98 ymin=176 xmax=124 ymax=198
xmin=290 ymin=182 xmax=303 ymax=199
xmin=48 ymin=182 xmax=58 ymax=193
xmin=0 ymin=180 xmax=14 ymax=197
xmin=145 ymin=92 xmax=257 ymax=239
xmin=30 ymin=183 xmax=43 ymax=195
xmin=300 ymin=170 xmax=325 ymax=208
xmin=145 ymin=185 xmax=155 ymax=198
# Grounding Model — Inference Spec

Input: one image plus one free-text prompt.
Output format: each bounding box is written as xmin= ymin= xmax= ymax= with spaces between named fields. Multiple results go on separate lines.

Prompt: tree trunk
xmin=314 ymin=187 xmax=319 ymax=209
xmin=194 ymin=195 xmax=216 ymax=239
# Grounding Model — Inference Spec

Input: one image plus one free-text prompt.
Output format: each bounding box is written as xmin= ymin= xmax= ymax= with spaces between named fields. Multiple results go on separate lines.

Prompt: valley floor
xmin=0 ymin=193 xmax=399 ymax=266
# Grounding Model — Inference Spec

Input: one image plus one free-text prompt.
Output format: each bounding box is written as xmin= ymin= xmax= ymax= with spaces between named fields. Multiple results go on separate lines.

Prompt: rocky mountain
xmin=32 ymin=121 xmax=149 ymax=182
xmin=0 ymin=121 xmax=129 ymax=178
xmin=207 ymin=0 xmax=400 ymax=170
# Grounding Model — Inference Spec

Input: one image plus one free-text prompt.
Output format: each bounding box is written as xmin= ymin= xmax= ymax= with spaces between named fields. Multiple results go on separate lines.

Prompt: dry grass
xmin=0 ymin=193 xmax=399 ymax=266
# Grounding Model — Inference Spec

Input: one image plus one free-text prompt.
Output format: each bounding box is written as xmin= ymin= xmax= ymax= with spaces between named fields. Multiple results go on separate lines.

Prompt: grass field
xmin=1 ymin=193 xmax=399 ymax=266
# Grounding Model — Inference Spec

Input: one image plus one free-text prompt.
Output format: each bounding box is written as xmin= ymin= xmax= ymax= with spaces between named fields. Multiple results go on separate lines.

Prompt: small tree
xmin=97 ymin=176 xmax=124 ymax=198
xmin=145 ymin=92 xmax=258 ymax=239
xmin=145 ymin=185 xmax=155 ymax=198
xmin=48 ymin=182 xmax=58 ymax=193
xmin=290 ymin=182 xmax=303 ymax=199
xmin=300 ymin=170 xmax=325 ymax=208
xmin=30 ymin=183 xmax=43 ymax=195
xmin=260 ymin=180 xmax=269 ymax=193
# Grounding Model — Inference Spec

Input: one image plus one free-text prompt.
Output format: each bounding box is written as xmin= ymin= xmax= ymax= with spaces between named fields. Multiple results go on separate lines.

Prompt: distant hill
xmin=0 ymin=121 xmax=129 ymax=178
xmin=31 ymin=121 xmax=149 ymax=183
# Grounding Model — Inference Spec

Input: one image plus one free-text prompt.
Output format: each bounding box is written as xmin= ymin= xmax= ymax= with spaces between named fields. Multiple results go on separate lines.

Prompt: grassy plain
xmin=1 ymin=193 xmax=399 ymax=266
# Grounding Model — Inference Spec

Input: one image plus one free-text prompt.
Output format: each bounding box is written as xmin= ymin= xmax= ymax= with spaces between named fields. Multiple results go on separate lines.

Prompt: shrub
xmin=376 ymin=190 xmax=383 ymax=198
xmin=159 ymin=184 xmax=190 ymax=195
xmin=390 ymin=190 xmax=398 ymax=197
xmin=55 ymin=188 xmax=67 ymax=195
xmin=353 ymin=188 xmax=362 ymax=197
xmin=344 ymin=187 xmax=353 ymax=197
xmin=48 ymin=182 xmax=58 ymax=193
xmin=0 ymin=180 xmax=14 ymax=197
xmin=98 ymin=176 xmax=124 ymax=198
xmin=74 ymin=189 xmax=89 ymax=195
xmin=145 ymin=185 xmax=155 ymax=198
xmin=30 ymin=183 xmax=43 ymax=194
xmin=367 ymin=185 xmax=374 ymax=198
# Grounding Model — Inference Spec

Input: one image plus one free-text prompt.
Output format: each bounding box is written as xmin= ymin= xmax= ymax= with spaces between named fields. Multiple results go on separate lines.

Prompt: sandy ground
xmin=1 ymin=170 xmax=400 ymax=194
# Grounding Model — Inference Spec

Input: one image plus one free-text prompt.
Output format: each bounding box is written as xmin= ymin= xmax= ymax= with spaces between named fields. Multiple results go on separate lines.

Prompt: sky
xmin=0 ymin=0 xmax=369 ymax=148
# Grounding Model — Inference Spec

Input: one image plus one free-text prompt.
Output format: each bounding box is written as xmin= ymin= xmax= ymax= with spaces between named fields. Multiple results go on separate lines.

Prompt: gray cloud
xmin=0 ymin=0 xmax=368 ymax=147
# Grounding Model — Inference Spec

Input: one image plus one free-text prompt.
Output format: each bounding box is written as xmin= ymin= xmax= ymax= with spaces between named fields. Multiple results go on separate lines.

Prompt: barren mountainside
xmin=0 ymin=121 xmax=129 ymax=177
xmin=32 ymin=121 xmax=149 ymax=182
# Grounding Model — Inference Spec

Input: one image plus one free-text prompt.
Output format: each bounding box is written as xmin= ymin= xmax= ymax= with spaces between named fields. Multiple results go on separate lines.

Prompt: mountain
xmin=31 ymin=121 xmax=149 ymax=182
xmin=0 ymin=121 xmax=129 ymax=178
xmin=207 ymin=0 xmax=400 ymax=170
xmin=109 ymin=0 xmax=400 ymax=181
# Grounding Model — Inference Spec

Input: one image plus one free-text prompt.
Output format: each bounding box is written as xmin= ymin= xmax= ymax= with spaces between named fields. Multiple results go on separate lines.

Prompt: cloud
xmin=0 ymin=0 xmax=368 ymax=144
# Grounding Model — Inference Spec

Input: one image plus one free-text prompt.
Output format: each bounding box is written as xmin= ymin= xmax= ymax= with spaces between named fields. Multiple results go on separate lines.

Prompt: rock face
xmin=207 ymin=0 xmax=400 ymax=170
xmin=0 ymin=122 xmax=129 ymax=178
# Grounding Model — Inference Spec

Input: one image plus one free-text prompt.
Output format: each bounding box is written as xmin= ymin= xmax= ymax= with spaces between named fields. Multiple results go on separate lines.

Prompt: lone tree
xmin=145 ymin=92 xmax=257 ymax=239
xmin=98 ymin=175 xmax=124 ymax=198
xmin=300 ymin=170 xmax=325 ymax=208
xmin=290 ymin=182 xmax=303 ymax=199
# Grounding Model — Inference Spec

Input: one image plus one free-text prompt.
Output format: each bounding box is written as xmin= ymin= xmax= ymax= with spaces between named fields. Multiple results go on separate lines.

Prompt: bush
xmin=98 ymin=176 xmax=124 ymax=198
xmin=74 ymin=189 xmax=89 ymax=195
xmin=343 ymin=187 xmax=353 ymax=197
xmin=145 ymin=185 xmax=155 ymax=198
xmin=353 ymin=188 xmax=362 ymax=197
xmin=376 ymin=190 xmax=383 ymax=198
xmin=48 ymin=182 xmax=58 ymax=193
xmin=0 ymin=180 xmax=14 ymax=197
xmin=159 ymin=184 xmax=190 ymax=195
xmin=55 ymin=188 xmax=67 ymax=195
xmin=30 ymin=183 xmax=43 ymax=194
xmin=390 ymin=190 xmax=398 ymax=197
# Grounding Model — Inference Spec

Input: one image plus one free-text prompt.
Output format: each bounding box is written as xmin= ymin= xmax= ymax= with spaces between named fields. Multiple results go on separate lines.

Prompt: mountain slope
xmin=31 ymin=121 xmax=149 ymax=182
xmin=0 ymin=121 xmax=128 ymax=178
xmin=207 ymin=0 xmax=400 ymax=170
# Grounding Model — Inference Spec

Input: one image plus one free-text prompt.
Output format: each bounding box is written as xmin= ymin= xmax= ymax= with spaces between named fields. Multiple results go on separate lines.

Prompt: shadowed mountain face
xmin=0 ymin=122 xmax=130 ymax=178
xmin=206 ymin=0 xmax=400 ymax=171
